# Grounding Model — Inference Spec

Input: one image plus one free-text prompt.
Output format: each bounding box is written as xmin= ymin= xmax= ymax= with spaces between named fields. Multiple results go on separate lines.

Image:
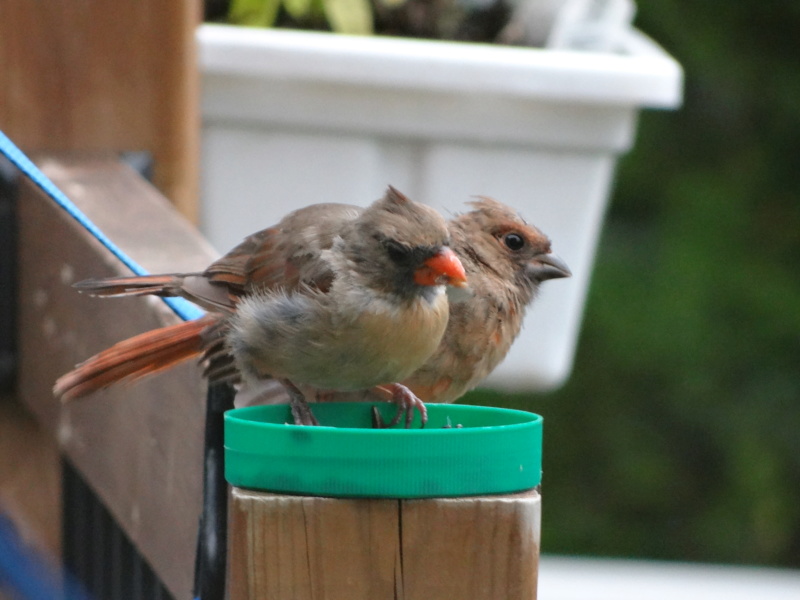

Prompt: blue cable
xmin=0 ymin=129 xmax=205 ymax=322
xmin=0 ymin=512 xmax=92 ymax=600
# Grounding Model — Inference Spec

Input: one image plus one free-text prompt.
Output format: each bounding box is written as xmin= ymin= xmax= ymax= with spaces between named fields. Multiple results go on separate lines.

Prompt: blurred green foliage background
xmin=467 ymin=2 xmax=800 ymax=567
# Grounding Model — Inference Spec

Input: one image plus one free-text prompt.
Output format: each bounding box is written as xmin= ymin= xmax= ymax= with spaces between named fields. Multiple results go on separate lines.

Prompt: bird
xmin=395 ymin=196 xmax=570 ymax=404
xmin=52 ymin=187 xmax=468 ymax=426
xmin=242 ymin=196 xmax=571 ymax=419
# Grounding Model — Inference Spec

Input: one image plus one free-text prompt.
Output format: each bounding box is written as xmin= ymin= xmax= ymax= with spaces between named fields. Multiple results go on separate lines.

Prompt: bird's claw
xmin=371 ymin=406 xmax=386 ymax=429
xmin=290 ymin=398 xmax=319 ymax=426
xmin=372 ymin=384 xmax=427 ymax=429
xmin=281 ymin=379 xmax=319 ymax=426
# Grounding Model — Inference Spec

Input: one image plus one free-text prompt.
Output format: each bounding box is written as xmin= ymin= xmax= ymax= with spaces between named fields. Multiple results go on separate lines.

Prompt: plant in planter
xmin=197 ymin=0 xmax=682 ymax=392
xmin=207 ymin=0 xmax=635 ymax=47
xmin=218 ymin=0 xmax=518 ymax=41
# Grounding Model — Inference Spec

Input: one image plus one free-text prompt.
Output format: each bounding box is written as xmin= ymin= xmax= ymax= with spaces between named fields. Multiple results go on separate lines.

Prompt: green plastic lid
xmin=224 ymin=402 xmax=542 ymax=498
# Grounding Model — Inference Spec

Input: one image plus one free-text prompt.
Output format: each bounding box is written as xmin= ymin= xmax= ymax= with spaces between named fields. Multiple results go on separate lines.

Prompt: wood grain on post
xmin=228 ymin=487 xmax=541 ymax=600
xmin=0 ymin=1 xmax=200 ymax=219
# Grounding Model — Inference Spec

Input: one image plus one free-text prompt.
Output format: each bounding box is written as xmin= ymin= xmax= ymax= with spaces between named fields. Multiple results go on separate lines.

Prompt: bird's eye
xmin=384 ymin=240 xmax=412 ymax=263
xmin=503 ymin=232 xmax=525 ymax=251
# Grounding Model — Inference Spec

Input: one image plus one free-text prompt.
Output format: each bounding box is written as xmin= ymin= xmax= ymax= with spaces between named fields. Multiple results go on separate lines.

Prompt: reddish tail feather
xmin=54 ymin=315 xmax=217 ymax=402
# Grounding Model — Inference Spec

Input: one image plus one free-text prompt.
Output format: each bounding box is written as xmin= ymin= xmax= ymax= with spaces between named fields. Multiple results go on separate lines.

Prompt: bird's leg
xmin=279 ymin=379 xmax=319 ymax=426
xmin=371 ymin=406 xmax=387 ymax=429
xmin=372 ymin=383 xmax=428 ymax=428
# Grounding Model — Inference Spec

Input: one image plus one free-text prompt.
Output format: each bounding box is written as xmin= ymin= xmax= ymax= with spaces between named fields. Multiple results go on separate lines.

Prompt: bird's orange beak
xmin=414 ymin=247 xmax=468 ymax=288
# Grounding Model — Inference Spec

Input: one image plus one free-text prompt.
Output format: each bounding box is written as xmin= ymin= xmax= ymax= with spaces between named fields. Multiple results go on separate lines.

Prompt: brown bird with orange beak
xmin=53 ymin=187 xmax=467 ymax=425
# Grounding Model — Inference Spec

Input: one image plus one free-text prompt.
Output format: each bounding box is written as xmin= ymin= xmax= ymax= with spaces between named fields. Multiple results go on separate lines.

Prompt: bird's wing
xmin=203 ymin=203 xmax=363 ymax=302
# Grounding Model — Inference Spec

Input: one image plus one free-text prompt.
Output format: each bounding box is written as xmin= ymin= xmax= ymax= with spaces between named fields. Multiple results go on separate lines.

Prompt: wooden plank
xmin=229 ymin=490 xmax=401 ymax=600
xmin=399 ymin=491 xmax=541 ymax=599
xmin=0 ymin=1 xmax=201 ymax=220
xmin=0 ymin=394 xmax=61 ymax=561
xmin=17 ymin=154 xmax=218 ymax=598
xmin=228 ymin=488 xmax=541 ymax=599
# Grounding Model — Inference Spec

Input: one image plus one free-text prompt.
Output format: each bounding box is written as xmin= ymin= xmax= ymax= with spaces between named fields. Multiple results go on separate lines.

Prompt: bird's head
xmin=451 ymin=197 xmax=570 ymax=302
xmin=347 ymin=186 xmax=468 ymax=300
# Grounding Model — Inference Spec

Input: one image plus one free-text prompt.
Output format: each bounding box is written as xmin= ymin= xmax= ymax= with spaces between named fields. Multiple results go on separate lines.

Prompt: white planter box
xmin=197 ymin=24 xmax=682 ymax=392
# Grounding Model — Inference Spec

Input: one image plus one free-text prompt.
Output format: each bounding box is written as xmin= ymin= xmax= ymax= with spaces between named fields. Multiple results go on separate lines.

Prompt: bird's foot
xmin=280 ymin=379 xmax=319 ymax=426
xmin=372 ymin=383 xmax=427 ymax=429
xmin=371 ymin=406 xmax=387 ymax=429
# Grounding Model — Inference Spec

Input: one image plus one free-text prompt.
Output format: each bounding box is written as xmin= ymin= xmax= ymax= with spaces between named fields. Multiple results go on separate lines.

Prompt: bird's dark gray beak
xmin=527 ymin=253 xmax=571 ymax=282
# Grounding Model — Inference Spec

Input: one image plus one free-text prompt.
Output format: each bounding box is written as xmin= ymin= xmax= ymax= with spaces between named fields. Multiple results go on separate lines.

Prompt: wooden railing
xmin=17 ymin=154 xmax=215 ymax=597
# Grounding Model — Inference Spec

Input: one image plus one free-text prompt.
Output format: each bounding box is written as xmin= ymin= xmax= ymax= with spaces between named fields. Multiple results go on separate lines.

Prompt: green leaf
xmin=283 ymin=0 xmax=314 ymax=20
xmin=310 ymin=0 xmax=327 ymax=20
xmin=229 ymin=0 xmax=282 ymax=27
xmin=323 ymin=0 xmax=374 ymax=35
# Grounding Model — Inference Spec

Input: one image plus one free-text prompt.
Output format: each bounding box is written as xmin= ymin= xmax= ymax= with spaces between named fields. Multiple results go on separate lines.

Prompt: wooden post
xmin=228 ymin=487 xmax=541 ymax=600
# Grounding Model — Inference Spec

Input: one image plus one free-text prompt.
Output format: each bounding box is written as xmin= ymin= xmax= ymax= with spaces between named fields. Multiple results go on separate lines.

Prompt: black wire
xmin=193 ymin=379 xmax=235 ymax=600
